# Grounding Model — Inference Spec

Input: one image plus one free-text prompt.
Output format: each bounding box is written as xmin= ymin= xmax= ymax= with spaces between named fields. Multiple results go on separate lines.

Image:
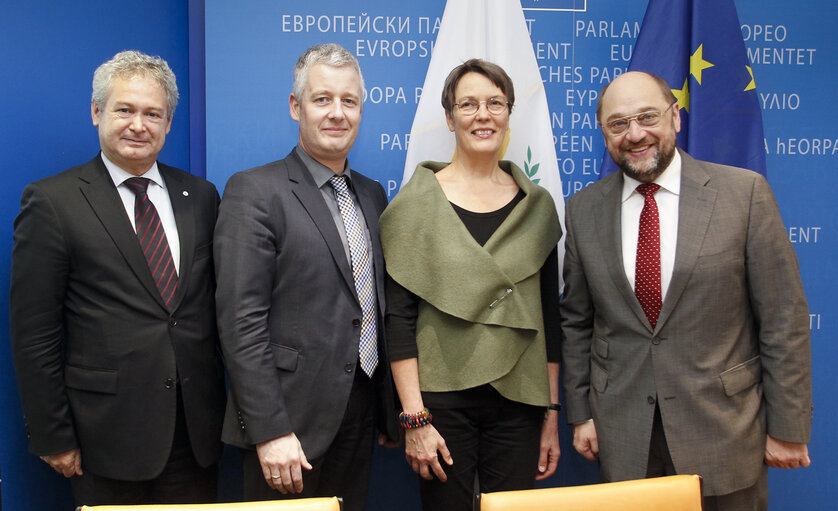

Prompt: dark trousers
xmin=418 ymin=400 xmax=543 ymax=511
xmin=242 ymin=368 xmax=377 ymax=511
xmin=646 ymin=404 xmax=769 ymax=511
xmin=70 ymin=389 xmax=217 ymax=506
xmin=645 ymin=405 xmax=676 ymax=478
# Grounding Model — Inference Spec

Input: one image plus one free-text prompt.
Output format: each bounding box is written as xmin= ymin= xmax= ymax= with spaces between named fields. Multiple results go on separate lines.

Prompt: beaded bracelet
xmin=399 ymin=408 xmax=433 ymax=429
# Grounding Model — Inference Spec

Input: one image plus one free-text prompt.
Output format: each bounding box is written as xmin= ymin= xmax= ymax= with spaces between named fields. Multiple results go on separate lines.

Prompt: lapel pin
xmin=182 ymin=190 xmax=189 ymax=196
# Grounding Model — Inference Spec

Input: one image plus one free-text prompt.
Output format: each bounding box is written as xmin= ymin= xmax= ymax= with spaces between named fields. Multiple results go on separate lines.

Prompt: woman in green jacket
xmin=379 ymin=59 xmax=563 ymax=511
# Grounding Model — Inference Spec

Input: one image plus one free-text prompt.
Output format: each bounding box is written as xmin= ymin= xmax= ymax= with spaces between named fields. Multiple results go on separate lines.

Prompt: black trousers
xmin=242 ymin=368 xmax=377 ymax=511
xmin=418 ymin=399 xmax=544 ymax=511
xmin=70 ymin=388 xmax=217 ymax=506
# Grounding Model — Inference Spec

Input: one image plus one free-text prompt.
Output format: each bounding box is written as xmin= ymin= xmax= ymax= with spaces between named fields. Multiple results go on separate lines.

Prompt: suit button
xmin=344 ymin=364 xmax=354 ymax=373
xmin=169 ymin=317 xmax=177 ymax=327
xmin=647 ymin=395 xmax=656 ymax=405
xmin=651 ymin=336 xmax=661 ymax=345
xmin=164 ymin=378 xmax=175 ymax=389
xmin=352 ymin=319 xmax=361 ymax=327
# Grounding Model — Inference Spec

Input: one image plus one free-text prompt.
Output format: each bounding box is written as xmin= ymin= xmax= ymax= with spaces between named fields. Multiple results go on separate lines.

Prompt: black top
xmin=384 ymin=189 xmax=561 ymax=408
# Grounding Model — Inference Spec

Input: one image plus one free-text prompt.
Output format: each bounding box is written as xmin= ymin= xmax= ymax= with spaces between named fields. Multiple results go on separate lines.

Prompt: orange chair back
xmin=476 ymin=475 xmax=702 ymax=511
xmin=77 ymin=496 xmax=342 ymax=511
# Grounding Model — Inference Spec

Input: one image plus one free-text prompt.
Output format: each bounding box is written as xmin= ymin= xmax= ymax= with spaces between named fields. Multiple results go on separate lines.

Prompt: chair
xmin=474 ymin=474 xmax=702 ymax=511
xmin=77 ymin=497 xmax=342 ymax=511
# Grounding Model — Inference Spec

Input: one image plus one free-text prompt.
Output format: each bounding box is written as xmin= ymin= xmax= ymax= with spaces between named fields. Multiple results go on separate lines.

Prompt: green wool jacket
xmin=380 ymin=161 xmax=561 ymax=406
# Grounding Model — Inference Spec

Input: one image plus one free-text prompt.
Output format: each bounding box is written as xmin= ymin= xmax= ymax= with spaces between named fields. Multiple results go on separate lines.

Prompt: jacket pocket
xmin=593 ymin=336 xmax=609 ymax=359
xmin=591 ymin=359 xmax=608 ymax=393
xmin=271 ymin=344 xmax=299 ymax=372
xmin=719 ymin=355 xmax=762 ymax=396
xmin=64 ymin=364 xmax=118 ymax=394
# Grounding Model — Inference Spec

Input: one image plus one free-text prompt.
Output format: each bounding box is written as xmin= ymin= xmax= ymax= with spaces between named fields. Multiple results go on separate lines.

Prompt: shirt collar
xmin=101 ymin=152 xmax=165 ymax=190
xmin=621 ymin=149 xmax=682 ymax=203
xmin=294 ymin=145 xmax=352 ymax=189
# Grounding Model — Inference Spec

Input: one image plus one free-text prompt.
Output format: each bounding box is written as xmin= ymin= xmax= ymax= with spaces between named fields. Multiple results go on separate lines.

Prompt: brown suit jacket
xmin=561 ymin=149 xmax=812 ymax=495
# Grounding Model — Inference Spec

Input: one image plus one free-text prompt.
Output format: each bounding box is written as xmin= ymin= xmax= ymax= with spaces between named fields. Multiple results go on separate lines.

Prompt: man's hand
xmin=404 ymin=425 xmax=453 ymax=481
xmin=765 ymin=435 xmax=810 ymax=469
xmin=572 ymin=420 xmax=599 ymax=461
xmin=256 ymin=433 xmax=312 ymax=494
xmin=40 ymin=448 xmax=82 ymax=478
xmin=536 ymin=411 xmax=561 ymax=480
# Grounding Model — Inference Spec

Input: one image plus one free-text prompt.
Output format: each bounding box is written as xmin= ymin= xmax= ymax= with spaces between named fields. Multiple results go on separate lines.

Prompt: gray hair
xmin=293 ymin=43 xmax=364 ymax=102
xmin=92 ymin=50 xmax=179 ymax=120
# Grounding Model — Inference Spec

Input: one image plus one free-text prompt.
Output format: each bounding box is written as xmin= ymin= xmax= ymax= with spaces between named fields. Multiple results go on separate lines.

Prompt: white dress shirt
xmin=620 ymin=150 xmax=681 ymax=301
xmin=101 ymin=153 xmax=181 ymax=273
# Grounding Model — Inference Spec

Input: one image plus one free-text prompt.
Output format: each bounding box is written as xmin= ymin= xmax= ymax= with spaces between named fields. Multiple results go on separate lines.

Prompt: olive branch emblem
xmin=524 ymin=146 xmax=540 ymax=184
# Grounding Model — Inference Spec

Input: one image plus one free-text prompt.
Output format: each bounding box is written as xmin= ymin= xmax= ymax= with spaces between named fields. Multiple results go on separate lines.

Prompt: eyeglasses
xmin=602 ymin=103 xmax=676 ymax=136
xmin=453 ymin=97 xmax=510 ymax=116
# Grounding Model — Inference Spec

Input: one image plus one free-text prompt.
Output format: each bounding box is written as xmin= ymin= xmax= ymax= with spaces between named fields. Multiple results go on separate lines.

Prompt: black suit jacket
xmin=10 ymin=155 xmax=226 ymax=481
xmin=214 ymin=149 xmax=398 ymax=459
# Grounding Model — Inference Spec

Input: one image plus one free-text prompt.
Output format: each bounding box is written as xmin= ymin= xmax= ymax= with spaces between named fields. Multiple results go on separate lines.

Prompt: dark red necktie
xmin=124 ymin=177 xmax=178 ymax=307
xmin=635 ymin=183 xmax=662 ymax=328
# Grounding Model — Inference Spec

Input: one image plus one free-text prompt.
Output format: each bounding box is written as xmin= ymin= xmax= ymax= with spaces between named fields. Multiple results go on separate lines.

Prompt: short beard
xmin=618 ymin=144 xmax=676 ymax=183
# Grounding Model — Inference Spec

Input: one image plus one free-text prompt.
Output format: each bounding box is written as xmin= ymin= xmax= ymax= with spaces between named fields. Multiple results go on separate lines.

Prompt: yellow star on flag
xmin=745 ymin=66 xmax=756 ymax=91
xmin=672 ymin=77 xmax=690 ymax=113
xmin=690 ymin=44 xmax=714 ymax=85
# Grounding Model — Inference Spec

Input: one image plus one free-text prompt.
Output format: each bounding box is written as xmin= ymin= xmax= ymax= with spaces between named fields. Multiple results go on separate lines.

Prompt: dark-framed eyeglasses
xmin=602 ymin=102 xmax=676 ymax=136
xmin=453 ymin=96 xmax=510 ymax=116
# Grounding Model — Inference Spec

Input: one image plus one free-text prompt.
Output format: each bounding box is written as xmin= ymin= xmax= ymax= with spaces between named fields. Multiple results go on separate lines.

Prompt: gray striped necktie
xmin=329 ymin=175 xmax=378 ymax=376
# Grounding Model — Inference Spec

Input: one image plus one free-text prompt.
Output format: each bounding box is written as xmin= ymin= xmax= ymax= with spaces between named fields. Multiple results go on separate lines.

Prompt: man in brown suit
xmin=561 ymin=71 xmax=812 ymax=511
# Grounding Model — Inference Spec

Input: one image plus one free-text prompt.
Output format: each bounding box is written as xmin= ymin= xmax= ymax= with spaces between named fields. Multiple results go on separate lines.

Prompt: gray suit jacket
xmin=214 ymin=150 xmax=398 ymax=460
xmin=561 ymin=150 xmax=812 ymax=495
xmin=10 ymin=155 xmax=226 ymax=481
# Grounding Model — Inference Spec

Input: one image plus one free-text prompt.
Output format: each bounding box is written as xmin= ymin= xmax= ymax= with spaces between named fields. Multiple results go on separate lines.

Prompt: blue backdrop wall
xmin=0 ymin=1 xmax=196 ymax=508
xmin=1 ymin=1 xmax=835 ymax=509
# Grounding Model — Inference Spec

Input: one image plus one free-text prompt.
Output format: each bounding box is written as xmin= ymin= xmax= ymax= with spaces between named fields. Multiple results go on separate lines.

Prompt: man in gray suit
xmin=214 ymin=43 xmax=398 ymax=511
xmin=561 ymin=71 xmax=811 ymax=510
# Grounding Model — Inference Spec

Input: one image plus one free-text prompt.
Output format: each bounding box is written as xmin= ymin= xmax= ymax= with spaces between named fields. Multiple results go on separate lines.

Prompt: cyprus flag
xmin=402 ymin=0 xmax=565 ymax=286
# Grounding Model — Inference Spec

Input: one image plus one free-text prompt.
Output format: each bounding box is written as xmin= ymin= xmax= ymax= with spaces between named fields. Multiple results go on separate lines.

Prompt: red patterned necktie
xmin=124 ymin=177 xmax=178 ymax=307
xmin=635 ymin=183 xmax=662 ymax=328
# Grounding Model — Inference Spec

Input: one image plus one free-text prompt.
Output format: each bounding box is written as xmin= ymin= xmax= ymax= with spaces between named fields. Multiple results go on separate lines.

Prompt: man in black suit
xmin=10 ymin=50 xmax=225 ymax=506
xmin=214 ymin=43 xmax=398 ymax=511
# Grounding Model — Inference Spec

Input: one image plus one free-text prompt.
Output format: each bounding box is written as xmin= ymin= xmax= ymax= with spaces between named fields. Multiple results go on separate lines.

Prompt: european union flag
xmin=601 ymin=0 xmax=767 ymax=177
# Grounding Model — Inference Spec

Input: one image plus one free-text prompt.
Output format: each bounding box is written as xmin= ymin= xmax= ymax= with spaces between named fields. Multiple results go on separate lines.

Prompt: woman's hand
xmin=536 ymin=411 xmax=560 ymax=480
xmin=404 ymin=424 xmax=454 ymax=481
